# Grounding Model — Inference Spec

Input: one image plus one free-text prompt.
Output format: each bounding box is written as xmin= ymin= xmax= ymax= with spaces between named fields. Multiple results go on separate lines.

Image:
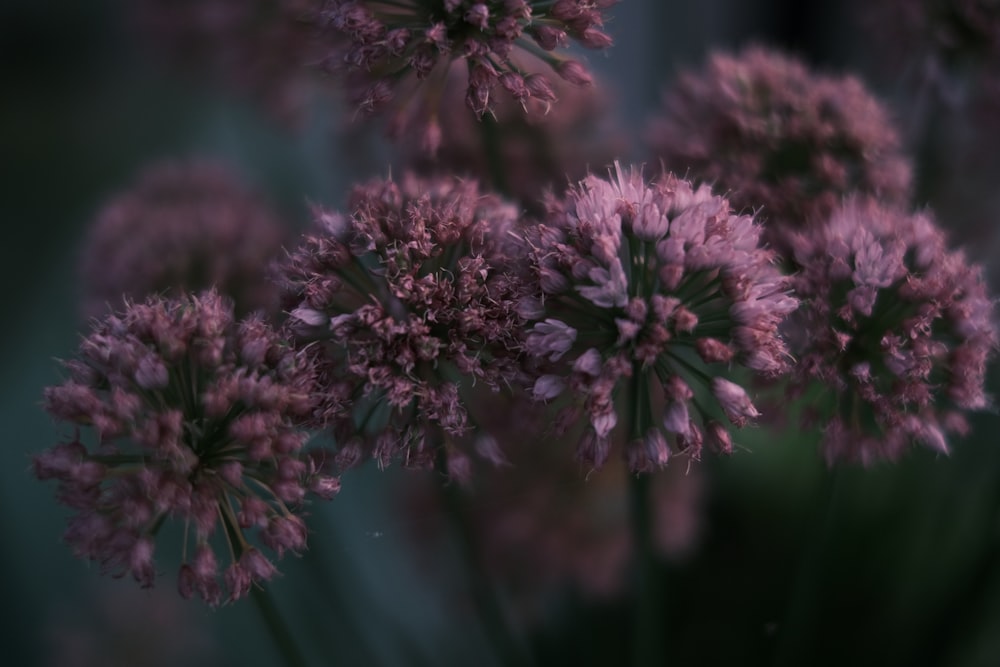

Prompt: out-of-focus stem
xmin=479 ymin=114 xmax=511 ymax=196
xmin=251 ymin=585 xmax=309 ymax=667
xmin=435 ymin=450 xmax=533 ymax=666
xmin=629 ymin=368 xmax=666 ymax=666
xmin=770 ymin=470 xmax=841 ymax=667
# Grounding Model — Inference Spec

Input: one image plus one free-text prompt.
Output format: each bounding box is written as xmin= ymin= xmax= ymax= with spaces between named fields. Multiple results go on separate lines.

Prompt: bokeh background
xmin=3 ymin=0 xmax=1000 ymax=665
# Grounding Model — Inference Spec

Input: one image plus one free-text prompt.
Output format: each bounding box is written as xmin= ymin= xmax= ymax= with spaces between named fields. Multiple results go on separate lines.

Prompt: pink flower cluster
xmin=278 ymin=173 xmax=526 ymax=478
xmin=130 ymin=0 xmax=325 ymax=125
xmin=316 ymin=0 xmax=614 ymax=147
xmin=521 ymin=163 xmax=798 ymax=471
xmin=787 ymin=199 xmax=998 ymax=464
xmin=647 ymin=47 xmax=912 ymax=253
xmin=31 ymin=1 xmax=1000 ymax=622
xmin=401 ymin=60 xmax=623 ymax=199
xmin=36 ymin=291 xmax=338 ymax=605
xmin=79 ymin=160 xmax=286 ymax=320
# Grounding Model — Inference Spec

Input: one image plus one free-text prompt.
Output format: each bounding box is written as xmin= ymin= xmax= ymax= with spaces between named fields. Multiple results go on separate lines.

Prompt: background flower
xmin=129 ymin=0 xmax=325 ymax=125
xmin=8 ymin=1 xmax=1000 ymax=664
xmin=646 ymin=47 xmax=912 ymax=255
xmin=786 ymin=198 xmax=997 ymax=464
xmin=399 ymin=59 xmax=624 ymax=208
xmin=79 ymin=159 xmax=288 ymax=321
xmin=314 ymin=0 xmax=614 ymax=141
xmin=400 ymin=412 xmax=704 ymax=621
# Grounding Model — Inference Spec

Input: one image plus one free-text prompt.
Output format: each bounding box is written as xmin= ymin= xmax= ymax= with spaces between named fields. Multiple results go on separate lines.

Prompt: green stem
xmin=770 ymin=469 xmax=841 ymax=667
xmin=479 ymin=114 xmax=511 ymax=197
xmin=251 ymin=585 xmax=309 ymax=667
xmin=629 ymin=472 xmax=665 ymax=666
xmin=434 ymin=451 xmax=532 ymax=666
xmin=629 ymin=369 xmax=666 ymax=666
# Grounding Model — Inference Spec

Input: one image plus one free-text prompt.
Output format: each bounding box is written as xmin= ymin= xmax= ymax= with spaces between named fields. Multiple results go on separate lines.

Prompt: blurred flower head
xmin=787 ymin=198 xmax=998 ymax=464
xmin=44 ymin=582 xmax=218 ymax=667
xmin=36 ymin=291 xmax=338 ymax=605
xmin=79 ymin=159 xmax=287 ymax=321
xmin=315 ymin=0 xmax=615 ymax=138
xmin=471 ymin=433 xmax=703 ymax=612
xmin=646 ymin=47 xmax=912 ymax=254
xmin=278 ymin=173 xmax=527 ymax=477
xmin=130 ymin=0 xmax=325 ymax=125
xmin=399 ymin=59 xmax=624 ymax=207
xmin=521 ymin=163 xmax=797 ymax=472
xmin=396 ymin=389 xmax=703 ymax=619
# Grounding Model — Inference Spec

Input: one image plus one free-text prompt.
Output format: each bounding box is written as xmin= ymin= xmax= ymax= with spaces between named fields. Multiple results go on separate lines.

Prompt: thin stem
xmin=770 ymin=469 xmax=841 ymax=667
xmin=251 ymin=585 xmax=309 ymax=667
xmin=628 ymin=368 xmax=666 ymax=666
xmin=629 ymin=472 xmax=665 ymax=666
xmin=434 ymin=450 xmax=532 ymax=666
xmin=479 ymin=114 xmax=511 ymax=196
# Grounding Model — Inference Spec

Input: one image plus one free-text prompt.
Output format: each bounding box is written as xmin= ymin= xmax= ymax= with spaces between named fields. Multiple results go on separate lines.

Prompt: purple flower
xmin=646 ymin=47 xmax=912 ymax=255
xmin=277 ymin=173 xmax=527 ymax=475
xmin=786 ymin=198 xmax=998 ymax=465
xmin=315 ymin=0 xmax=614 ymax=131
xmin=35 ymin=291 xmax=338 ymax=605
xmin=399 ymin=60 xmax=624 ymax=207
xmin=130 ymin=0 xmax=325 ymax=124
xmin=522 ymin=163 xmax=797 ymax=472
xmin=79 ymin=160 xmax=287 ymax=320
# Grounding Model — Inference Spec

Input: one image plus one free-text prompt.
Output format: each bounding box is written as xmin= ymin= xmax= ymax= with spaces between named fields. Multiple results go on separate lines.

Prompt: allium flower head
xmin=278 ymin=173 xmax=526 ymax=475
xmin=80 ymin=160 xmax=287 ymax=320
xmin=36 ymin=291 xmax=338 ymax=605
xmin=646 ymin=47 xmax=912 ymax=253
xmin=401 ymin=59 xmax=623 ymax=206
xmin=131 ymin=0 xmax=324 ymax=124
xmin=316 ymin=0 xmax=614 ymax=131
xmin=787 ymin=198 xmax=998 ymax=465
xmin=522 ymin=163 xmax=797 ymax=471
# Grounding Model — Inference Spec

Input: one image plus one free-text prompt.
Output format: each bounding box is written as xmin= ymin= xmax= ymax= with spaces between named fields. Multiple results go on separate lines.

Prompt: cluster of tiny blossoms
xmin=278 ymin=173 xmax=525 ymax=479
xmin=316 ymin=0 xmax=614 ymax=150
xmin=522 ymin=163 xmax=798 ymax=471
xmin=79 ymin=160 xmax=286 ymax=320
xmin=647 ymin=47 xmax=912 ymax=254
xmin=787 ymin=199 xmax=998 ymax=464
xmin=130 ymin=0 xmax=325 ymax=125
xmin=403 ymin=60 xmax=623 ymax=206
xmin=36 ymin=291 xmax=338 ymax=605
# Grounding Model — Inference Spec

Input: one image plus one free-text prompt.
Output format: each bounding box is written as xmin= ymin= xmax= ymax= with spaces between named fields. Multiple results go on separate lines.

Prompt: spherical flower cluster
xmin=315 ymin=0 xmax=614 ymax=136
xmin=786 ymin=198 xmax=997 ymax=465
xmin=278 ymin=173 xmax=526 ymax=477
xmin=401 ymin=59 xmax=623 ymax=204
xmin=646 ymin=47 xmax=912 ymax=253
xmin=79 ymin=160 xmax=287 ymax=320
xmin=522 ymin=163 xmax=798 ymax=471
xmin=130 ymin=0 xmax=325 ymax=125
xmin=36 ymin=291 xmax=338 ymax=605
